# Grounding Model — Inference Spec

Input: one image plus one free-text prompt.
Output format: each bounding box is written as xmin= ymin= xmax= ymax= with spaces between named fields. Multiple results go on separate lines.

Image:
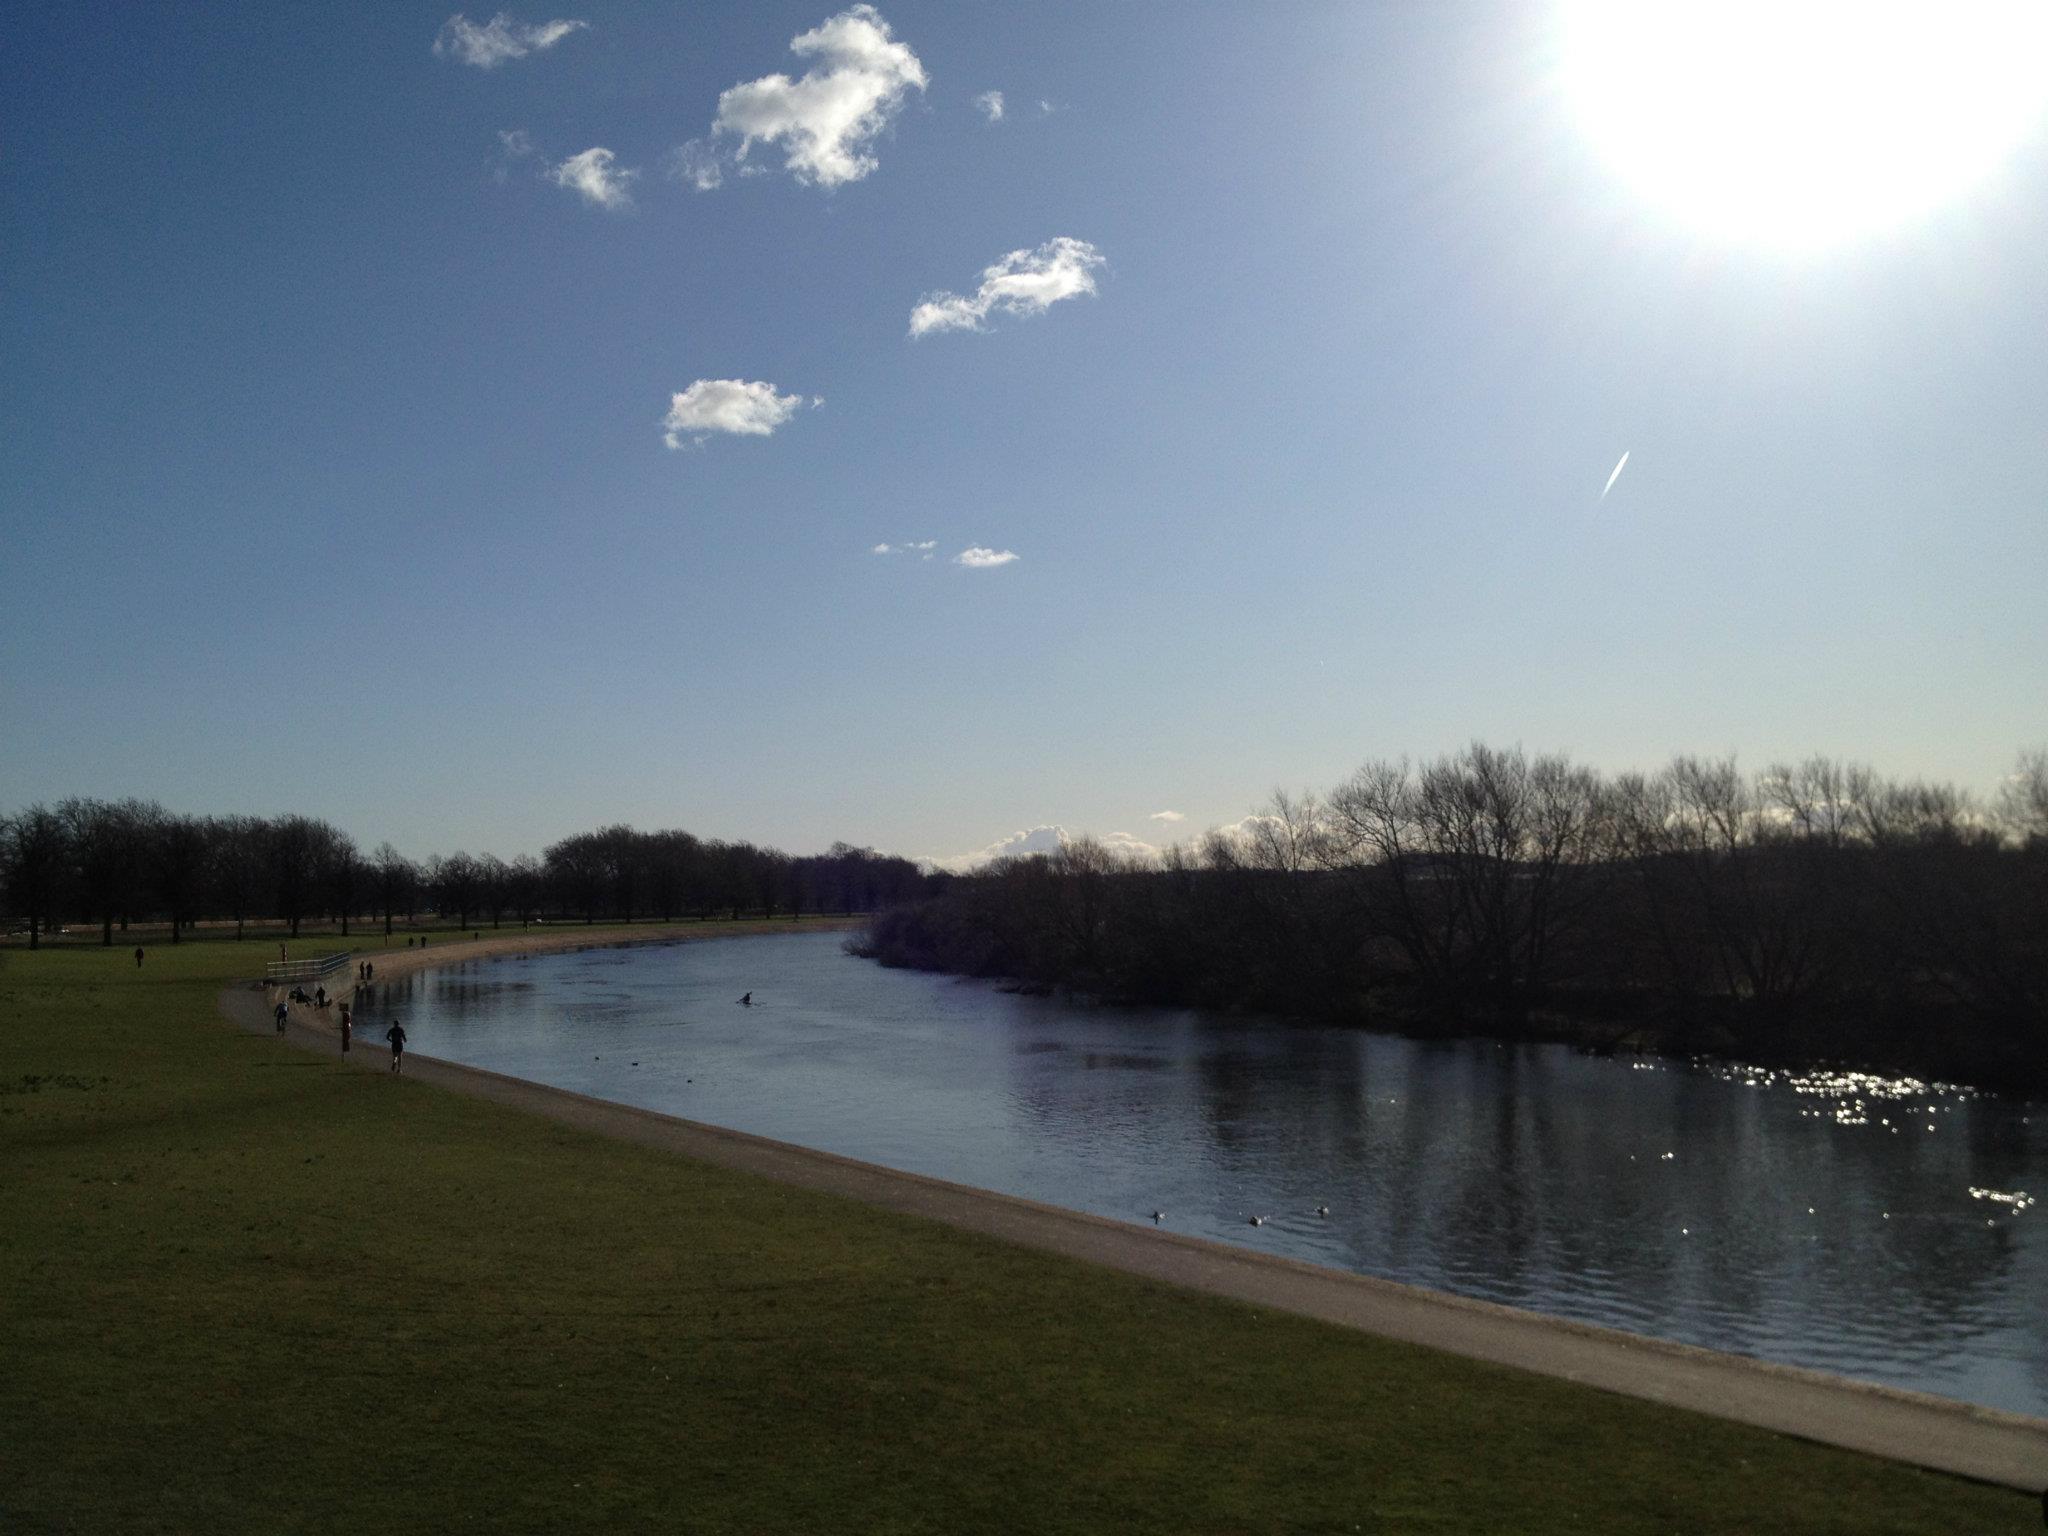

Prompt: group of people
xmin=272 ymin=994 xmax=407 ymax=1072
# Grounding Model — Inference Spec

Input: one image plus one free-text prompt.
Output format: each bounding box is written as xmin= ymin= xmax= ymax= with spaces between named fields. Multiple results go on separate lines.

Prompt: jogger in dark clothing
xmin=274 ymin=1001 xmax=287 ymax=1035
xmin=340 ymin=1006 xmax=352 ymax=1054
xmin=385 ymin=1020 xmax=407 ymax=1073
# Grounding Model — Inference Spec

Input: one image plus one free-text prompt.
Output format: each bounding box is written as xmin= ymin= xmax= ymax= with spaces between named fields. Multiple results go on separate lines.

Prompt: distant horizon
xmin=6 ymin=4 xmax=2044 ymax=869
xmin=7 ymin=736 xmax=2040 ymax=875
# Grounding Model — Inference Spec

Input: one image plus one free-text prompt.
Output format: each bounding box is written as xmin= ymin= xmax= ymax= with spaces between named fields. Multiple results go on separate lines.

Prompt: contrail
xmin=1600 ymin=450 xmax=1630 ymax=500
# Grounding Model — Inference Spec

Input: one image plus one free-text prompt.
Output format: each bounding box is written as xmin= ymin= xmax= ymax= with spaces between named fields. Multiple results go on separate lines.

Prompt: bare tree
xmin=1997 ymin=748 xmax=2048 ymax=846
xmin=147 ymin=810 xmax=209 ymax=944
xmin=1 ymin=805 xmax=70 ymax=949
xmin=371 ymin=842 xmax=415 ymax=936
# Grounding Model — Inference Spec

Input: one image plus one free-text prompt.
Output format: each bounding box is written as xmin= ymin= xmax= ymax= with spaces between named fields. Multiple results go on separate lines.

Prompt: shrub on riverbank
xmin=853 ymin=746 xmax=2048 ymax=1095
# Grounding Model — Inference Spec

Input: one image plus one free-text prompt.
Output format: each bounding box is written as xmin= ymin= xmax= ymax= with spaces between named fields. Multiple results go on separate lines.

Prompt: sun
xmin=1559 ymin=0 xmax=2048 ymax=249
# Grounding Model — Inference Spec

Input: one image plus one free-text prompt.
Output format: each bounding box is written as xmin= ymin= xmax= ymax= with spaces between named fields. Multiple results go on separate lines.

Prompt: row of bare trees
xmin=856 ymin=746 xmax=2048 ymax=1090
xmin=0 ymin=800 xmax=928 ymax=948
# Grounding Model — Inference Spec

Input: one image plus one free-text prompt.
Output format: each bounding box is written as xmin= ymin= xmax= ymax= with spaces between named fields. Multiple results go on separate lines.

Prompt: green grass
xmin=1 ymin=937 xmax=2029 ymax=1533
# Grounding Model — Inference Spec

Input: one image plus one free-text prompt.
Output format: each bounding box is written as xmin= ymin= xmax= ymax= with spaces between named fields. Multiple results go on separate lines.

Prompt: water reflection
xmin=366 ymin=932 xmax=2047 ymax=1417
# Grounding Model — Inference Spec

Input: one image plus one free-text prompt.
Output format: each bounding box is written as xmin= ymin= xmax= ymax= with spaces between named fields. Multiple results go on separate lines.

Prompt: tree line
xmin=0 ymin=800 xmax=929 ymax=948
xmin=854 ymin=746 xmax=2048 ymax=1093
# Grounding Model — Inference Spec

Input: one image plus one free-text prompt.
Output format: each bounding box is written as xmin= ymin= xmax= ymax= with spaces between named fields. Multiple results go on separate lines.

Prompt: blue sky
xmin=4 ymin=3 xmax=2045 ymax=865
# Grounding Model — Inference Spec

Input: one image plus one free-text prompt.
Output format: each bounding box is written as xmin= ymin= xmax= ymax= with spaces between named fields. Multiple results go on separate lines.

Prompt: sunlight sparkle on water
xmin=1969 ymin=1188 xmax=2035 ymax=1213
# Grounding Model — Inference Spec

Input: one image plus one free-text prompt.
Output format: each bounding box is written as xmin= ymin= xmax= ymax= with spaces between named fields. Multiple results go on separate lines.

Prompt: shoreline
xmin=856 ymin=949 xmax=2048 ymax=1101
xmin=265 ymin=916 xmax=863 ymax=997
xmin=224 ymin=926 xmax=2048 ymax=1492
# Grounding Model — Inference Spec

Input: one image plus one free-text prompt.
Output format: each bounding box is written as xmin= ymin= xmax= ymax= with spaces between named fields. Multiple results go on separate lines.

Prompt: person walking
xmin=340 ymin=1005 xmax=352 ymax=1054
xmin=274 ymin=1000 xmax=288 ymax=1035
xmin=133 ymin=946 xmax=144 ymax=968
xmin=385 ymin=1019 xmax=407 ymax=1074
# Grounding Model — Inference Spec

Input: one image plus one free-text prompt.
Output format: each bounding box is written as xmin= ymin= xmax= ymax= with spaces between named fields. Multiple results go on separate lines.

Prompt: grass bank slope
xmin=1 ymin=933 xmax=2029 ymax=1533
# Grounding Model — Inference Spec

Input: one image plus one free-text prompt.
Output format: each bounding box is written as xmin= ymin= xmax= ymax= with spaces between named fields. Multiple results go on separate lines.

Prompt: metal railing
xmin=263 ymin=952 xmax=353 ymax=985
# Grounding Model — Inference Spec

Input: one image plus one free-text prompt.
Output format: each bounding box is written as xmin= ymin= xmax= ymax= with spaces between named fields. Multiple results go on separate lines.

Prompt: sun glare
xmin=1560 ymin=0 xmax=2048 ymax=249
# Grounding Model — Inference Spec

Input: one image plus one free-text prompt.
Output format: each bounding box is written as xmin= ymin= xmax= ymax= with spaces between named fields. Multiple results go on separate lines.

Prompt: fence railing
xmin=264 ymin=953 xmax=352 ymax=986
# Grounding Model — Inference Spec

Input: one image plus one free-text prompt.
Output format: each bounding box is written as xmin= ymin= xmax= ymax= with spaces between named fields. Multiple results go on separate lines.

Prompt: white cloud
xmin=434 ymin=12 xmax=587 ymax=69
xmin=953 ymin=546 xmax=1018 ymax=568
xmin=871 ymin=539 xmax=938 ymax=556
xmin=493 ymin=127 xmax=536 ymax=183
xmin=666 ymin=139 xmax=724 ymax=191
xmin=975 ymin=90 xmax=1005 ymax=122
xmin=872 ymin=543 xmax=893 ymax=554
xmin=662 ymin=380 xmax=813 ymax=447
xmin=549 ymin=147 xmax=636 ymax=209
xmin=1149 ymin=810 xmax=1185 ymax=823
xmin=927 ymin=823 xmax=1168 ymax=873
xmin=1100 ymin=832 xmax=1162 ymax=864
xmin=700 ymin=5 xmax=927 ymax=189
xmin=927 ymin=825 xmax=1067 ymax=873
xmin=909 ymin=237 xmax=1105 ymax=337
xmin=1039 ymin=99 xmax=1055 ymax=114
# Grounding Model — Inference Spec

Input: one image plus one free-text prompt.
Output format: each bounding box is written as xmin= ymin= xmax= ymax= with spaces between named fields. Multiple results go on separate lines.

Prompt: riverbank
xmin=227 ymin=942 xmax=2048 ymax=1490
xmin=275 ymin=915 xmax=861 ymax=995
xmin=3 ymin=933 xmax=2035 ymax=1531
xmin=851 ymin=921 xmax=2047 ymax=1098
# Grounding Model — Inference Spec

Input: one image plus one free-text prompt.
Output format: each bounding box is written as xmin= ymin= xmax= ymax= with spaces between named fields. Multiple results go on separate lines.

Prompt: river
xmin=361 ymin=929 xmax=2047 ymax=1417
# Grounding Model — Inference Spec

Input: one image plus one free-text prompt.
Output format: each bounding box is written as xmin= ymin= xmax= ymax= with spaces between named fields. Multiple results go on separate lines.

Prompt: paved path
xmin=222 ymin=943 xmax=2048 ymax=1494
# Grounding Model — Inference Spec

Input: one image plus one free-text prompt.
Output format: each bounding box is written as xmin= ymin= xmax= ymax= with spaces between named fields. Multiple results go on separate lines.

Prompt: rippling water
xmin=363 ymin=930 xmax=2048 ymax=1417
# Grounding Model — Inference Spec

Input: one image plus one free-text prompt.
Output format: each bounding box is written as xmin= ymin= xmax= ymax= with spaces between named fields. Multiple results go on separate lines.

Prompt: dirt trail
xmin=221 ymin=928 xmax=2047 ymax=1494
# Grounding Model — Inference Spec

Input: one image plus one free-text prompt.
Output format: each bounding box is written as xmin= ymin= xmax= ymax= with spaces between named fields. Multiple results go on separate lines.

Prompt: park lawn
xmin=0 ymin=937 xmax=2028 ymax=1534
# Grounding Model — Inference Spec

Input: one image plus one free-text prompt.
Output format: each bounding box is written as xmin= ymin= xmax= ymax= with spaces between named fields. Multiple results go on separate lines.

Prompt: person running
xmin=340 ymin=1006 xmax=352 ymax=1054
xmin=385 ymin=1019 xmax=407 ymax=1074
xmin=274 ymin=1001 xmax=288 ymax=1035
xmin=133 ymin=946 xmax=144 ymax=968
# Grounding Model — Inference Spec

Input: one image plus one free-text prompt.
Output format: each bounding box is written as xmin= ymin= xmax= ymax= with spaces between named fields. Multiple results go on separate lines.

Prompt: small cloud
xmin=954 ymin=546 xmax=1018 ymax=568
xmin=662 ymin=380 xmax=814 ymax=448
xmin=1038 ymin=99 xmax=1055 ymax=114
xmin=909 ymin=539 xmax=935 ymax=550
xmin=1149 ymin=810 xmax=1185 ymax=823
xmin=910 ymin=237 xmax=1105 ymax=337
xmin=434 ymin=12 xmax=588 ymax=69
xmin=550 ymin=147 xmax=636 ymax=210
xmin=872 ymin=538 xmax=938 ymax=557
xmin=665 ymin=138 xmax=725 ymax=191
xmin=493 ymin=127 xmax=535 ymax=182
xmin=975 ymin=90 xmax=1005 ymax=122
xmin=872 ymin=543 xmax=893 ymax=554
xmin=700 ymin=5 xmax=928 ymax=189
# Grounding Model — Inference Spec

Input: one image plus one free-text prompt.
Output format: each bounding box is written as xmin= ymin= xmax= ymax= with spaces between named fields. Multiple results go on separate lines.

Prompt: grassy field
xmin=1 ymin=933 xmax=2029 ymax=1533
